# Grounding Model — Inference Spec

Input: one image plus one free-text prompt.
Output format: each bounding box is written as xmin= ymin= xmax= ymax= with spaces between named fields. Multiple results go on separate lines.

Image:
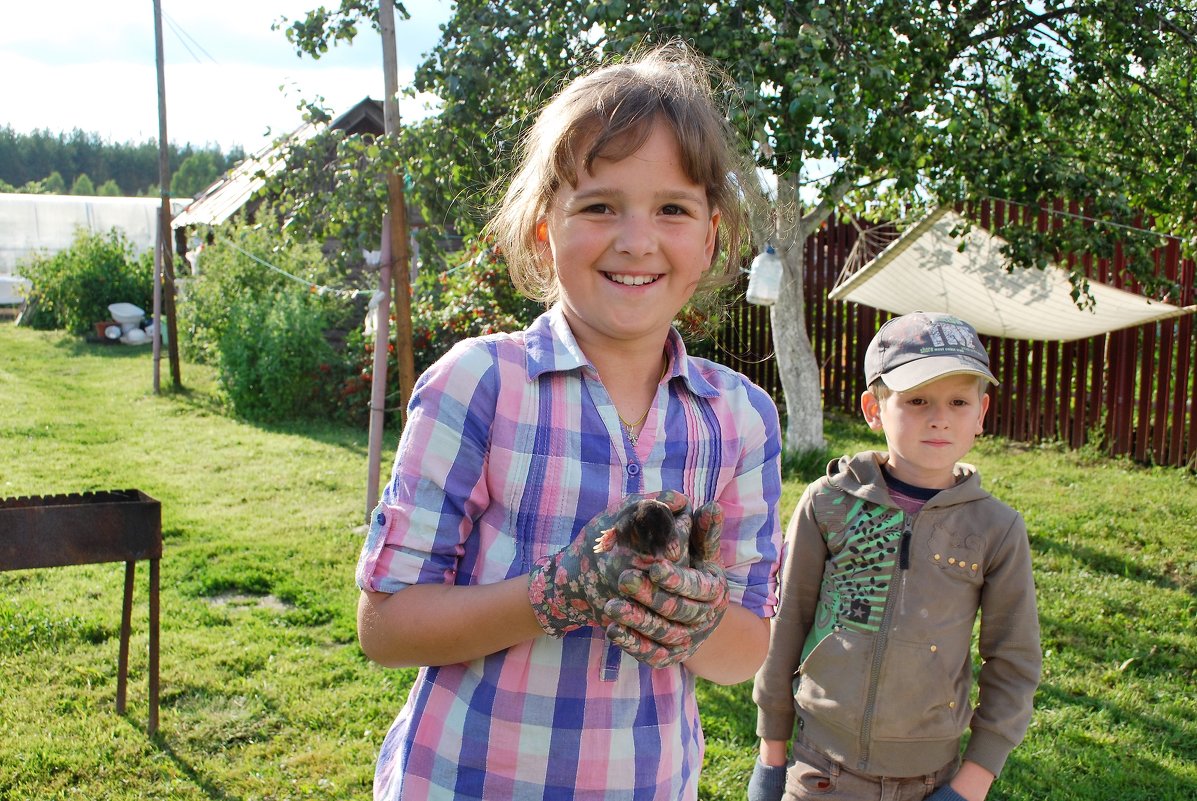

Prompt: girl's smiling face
xmin=542 ymin=122 xmax=720 ymax=355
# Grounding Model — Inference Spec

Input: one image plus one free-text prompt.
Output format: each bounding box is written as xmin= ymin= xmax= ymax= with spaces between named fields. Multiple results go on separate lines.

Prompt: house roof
xmin=828 ymin=206 xmax=1196 ymax=341
xmin=172 ymin=98 xmax=385 ymax=229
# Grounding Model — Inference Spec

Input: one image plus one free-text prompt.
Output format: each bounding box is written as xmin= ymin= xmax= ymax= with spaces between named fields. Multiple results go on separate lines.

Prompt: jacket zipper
xmin=857 ymin=515 xmax=914 ymax=769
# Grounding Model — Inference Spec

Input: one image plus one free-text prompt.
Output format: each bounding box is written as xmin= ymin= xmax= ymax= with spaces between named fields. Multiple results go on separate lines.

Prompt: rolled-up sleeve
xmin=718 ymin=380 xmax=783 ymax=618
xmin=356 ymin=340 xmax=496 ymax=593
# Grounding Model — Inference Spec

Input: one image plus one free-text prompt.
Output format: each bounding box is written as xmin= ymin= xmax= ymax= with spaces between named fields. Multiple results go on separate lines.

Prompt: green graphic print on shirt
xmin=801 ymin=492 xmax=905 ymax=662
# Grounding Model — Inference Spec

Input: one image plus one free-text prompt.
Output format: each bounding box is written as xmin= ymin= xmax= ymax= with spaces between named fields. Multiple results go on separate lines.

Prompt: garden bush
xmin=218 ymin=288 xmax=340 ymax=422
xmin=176 ymin=218 xmax=340 ymax=364
xmin=176 ymin=214 xmax=363 ymax=422
xmin=17 ymin=227 xmax=153 ymax=335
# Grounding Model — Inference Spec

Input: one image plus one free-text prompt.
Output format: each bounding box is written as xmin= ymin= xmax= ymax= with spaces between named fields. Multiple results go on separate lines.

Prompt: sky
xmin=1 ymin=0 xmax=454 ymax=155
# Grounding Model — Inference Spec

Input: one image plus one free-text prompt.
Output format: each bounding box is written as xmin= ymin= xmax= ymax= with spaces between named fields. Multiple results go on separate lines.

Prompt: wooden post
xmin=152 ymin=0 xmax=182 ymax=389
xmin=378 ymin=0 xmax=415 ymax=417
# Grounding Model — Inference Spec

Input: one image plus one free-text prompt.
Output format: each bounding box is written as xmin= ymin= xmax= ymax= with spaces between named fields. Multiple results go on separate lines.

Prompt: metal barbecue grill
xmin=0 ymin=489 xmax=161 ymax=734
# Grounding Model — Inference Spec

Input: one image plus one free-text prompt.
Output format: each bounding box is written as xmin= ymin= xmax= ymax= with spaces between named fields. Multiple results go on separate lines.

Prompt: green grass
xmin=1 ymin=324 xmax=1194 ymax=800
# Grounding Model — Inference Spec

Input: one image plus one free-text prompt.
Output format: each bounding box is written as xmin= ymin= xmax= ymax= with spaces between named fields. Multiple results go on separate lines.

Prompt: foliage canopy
xmin=282 ymin=0 xmax=1197 ymax=450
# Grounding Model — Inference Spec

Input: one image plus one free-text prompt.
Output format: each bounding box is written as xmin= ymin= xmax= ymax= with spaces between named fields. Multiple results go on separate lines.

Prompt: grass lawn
xmin=1 ymin=324 xmax=1194 ymax=800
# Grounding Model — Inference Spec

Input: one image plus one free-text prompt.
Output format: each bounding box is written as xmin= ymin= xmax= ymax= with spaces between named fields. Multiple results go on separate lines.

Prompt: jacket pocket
xmin=872 ymin=637 xmax=970 ymax=741
xmin=795 ymin=629 xmax=874 ymax=736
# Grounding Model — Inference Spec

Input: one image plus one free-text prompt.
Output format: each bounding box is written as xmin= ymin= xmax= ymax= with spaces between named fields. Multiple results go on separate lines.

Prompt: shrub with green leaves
xmin=218 ymin=288 xmax=339 ymax=422
xmin=176 ymin=213 xmax=361 ymax=422
xmin=17 ymin=227 xmax=152 ymax=335
xmin=176 ymin=219 xmax=335 ymax=365
xmin=411 ymin=241 xmax=543 ymax=374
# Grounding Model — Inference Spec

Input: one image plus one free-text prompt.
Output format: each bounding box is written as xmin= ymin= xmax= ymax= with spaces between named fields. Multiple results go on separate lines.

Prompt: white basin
xmin=108 ymin=302 xmax=145 ymax=332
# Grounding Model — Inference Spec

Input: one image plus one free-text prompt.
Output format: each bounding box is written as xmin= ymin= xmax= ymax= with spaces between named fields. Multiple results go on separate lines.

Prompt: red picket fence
xmin=714 ymin=200 xmax=1197 ymax=469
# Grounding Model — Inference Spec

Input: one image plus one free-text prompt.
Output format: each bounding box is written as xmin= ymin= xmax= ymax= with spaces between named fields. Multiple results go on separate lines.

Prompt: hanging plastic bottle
xmin=745 ymin=244 xmax=783 ymax=306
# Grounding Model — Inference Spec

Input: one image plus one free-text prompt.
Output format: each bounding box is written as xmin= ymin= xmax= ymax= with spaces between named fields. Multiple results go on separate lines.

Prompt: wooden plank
xmin=723 ymin=197 xmax=1194 ymax=467
xmin=1045 ymin=340 xmax=1059 ymax=442
xmin=1030 ymin=340 xmax=1044 ymax=440
xmin=1136 ymin=321 xmax=1155 ymax=463
xmin=1171 ymin=251 xmax=1195 ymax=466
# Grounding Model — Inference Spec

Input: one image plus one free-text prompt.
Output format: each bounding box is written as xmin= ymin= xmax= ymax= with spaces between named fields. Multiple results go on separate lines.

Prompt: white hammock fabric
xmin=828 ymin=206 xmax=1196 ymax=341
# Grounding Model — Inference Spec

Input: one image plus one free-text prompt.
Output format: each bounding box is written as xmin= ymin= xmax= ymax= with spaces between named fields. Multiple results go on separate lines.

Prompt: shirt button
xmin=930 ymin=644 xmax=938 ymax=653
xmin=627 ymin=463 xmax=640 ymax=476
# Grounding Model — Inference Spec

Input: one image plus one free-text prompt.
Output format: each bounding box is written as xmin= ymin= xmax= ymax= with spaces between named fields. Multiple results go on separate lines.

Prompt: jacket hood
xmin=826 ymin=450 xmax=989 ymax=508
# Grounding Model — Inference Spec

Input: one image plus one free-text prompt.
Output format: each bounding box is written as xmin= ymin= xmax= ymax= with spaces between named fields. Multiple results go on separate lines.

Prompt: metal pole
xmin=152 ymin=233 xmax=163 ymax=393
xmin=365 ymin=218 xmax=393 ymax=520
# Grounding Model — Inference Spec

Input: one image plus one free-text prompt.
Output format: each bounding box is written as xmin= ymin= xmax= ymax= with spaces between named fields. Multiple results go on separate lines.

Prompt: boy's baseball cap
xmin=864 ymin=311 xmax=997 ymax=391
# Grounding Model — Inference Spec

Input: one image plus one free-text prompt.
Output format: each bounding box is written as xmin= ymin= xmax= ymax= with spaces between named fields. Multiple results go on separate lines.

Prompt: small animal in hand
xmin=594 ymin=498 xmax=678 ymax=557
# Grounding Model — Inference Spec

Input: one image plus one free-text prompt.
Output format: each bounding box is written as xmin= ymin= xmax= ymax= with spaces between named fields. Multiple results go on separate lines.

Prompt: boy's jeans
xmin=783 ymin=737 xmax=958 ymax=801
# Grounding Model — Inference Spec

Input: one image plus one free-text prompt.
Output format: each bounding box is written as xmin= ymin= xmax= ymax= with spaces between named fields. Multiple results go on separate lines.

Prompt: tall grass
xmin=1 ymin=325 xmax=1194 ymax=800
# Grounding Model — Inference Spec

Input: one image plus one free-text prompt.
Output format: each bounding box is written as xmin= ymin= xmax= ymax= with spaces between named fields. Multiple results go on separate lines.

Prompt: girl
xmin=356 ymin=43 xmax=783 ymax=800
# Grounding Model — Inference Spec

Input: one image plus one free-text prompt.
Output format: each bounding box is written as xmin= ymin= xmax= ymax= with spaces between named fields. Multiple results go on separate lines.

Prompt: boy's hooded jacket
xmin=753 ymin=451 xmax=1041 ymax=778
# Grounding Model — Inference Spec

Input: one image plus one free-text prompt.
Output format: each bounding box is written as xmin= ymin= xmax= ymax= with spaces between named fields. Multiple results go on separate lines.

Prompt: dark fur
xmin=611 ymin=499 xmax=677 ymax=557
xmin=611 ymin=499 xmax=705 ymax=562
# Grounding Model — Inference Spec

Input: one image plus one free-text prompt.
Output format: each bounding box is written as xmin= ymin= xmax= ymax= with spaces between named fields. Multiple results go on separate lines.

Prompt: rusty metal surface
xmin=0 ymin=488 xmax=162 ymax=735
xmin=0 ymin=489 xmax=161 ymax=571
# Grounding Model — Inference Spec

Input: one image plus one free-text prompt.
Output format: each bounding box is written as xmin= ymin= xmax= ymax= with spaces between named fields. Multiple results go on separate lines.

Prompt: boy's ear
xmin=975 ymin=390 xmax=991 ymax=434
xmin=860 ymin=390 xmax=884 ymax=431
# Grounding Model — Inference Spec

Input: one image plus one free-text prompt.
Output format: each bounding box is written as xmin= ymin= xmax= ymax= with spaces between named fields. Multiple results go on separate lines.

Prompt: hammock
xmin=827 ymin=206 xmax=1195 ymax=341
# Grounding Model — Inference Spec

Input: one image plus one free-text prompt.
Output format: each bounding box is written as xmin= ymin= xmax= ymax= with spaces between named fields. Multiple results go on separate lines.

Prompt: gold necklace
xmin=617 ymin=358 xmax=669 ymax=446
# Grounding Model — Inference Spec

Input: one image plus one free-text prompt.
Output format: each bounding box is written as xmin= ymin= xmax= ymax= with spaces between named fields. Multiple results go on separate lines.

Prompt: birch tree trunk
xmin=770 ymin=237 xmax=825 ymax=453
xmin=765 ymin=174 xmax=847 ymax=454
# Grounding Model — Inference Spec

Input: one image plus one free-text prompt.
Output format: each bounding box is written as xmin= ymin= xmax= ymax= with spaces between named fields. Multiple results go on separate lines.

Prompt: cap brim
xmin=880 ymin=356 xmax=998 ymax=392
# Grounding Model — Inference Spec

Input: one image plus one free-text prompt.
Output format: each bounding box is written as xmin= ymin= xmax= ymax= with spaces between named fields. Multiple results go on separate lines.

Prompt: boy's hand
xmin=528 ymin=490 xmax=688 ymax=637
xmin=603 ymin=501 xmax=729 ymax=667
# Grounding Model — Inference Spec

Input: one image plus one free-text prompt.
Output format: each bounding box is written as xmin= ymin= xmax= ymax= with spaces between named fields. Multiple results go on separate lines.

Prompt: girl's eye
xmin=583 ymin=203 xmax=610 ymax=214
xmin=661 ymin=204 xmax=687 ymax=216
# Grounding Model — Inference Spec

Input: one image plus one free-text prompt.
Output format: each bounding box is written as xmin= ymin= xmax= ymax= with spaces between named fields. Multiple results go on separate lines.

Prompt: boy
xmin=750 ymin=311 xmax=1041 ymax=801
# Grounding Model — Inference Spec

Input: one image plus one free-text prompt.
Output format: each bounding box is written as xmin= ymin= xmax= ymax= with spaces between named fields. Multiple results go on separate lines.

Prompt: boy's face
xmin=860 ymin=373 xmax=991 ymax=489
xmin=540 ymin=123 xmax=720 ymax=355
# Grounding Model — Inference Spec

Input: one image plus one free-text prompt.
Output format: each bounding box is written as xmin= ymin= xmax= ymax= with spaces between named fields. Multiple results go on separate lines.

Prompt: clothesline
xmin=222 ymin=239 xmax=373 ymax=300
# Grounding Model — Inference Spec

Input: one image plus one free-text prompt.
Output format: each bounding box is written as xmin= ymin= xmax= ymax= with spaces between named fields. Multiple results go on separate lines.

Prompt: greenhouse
xmin=0 ymin=193 xmax=186 ymax=276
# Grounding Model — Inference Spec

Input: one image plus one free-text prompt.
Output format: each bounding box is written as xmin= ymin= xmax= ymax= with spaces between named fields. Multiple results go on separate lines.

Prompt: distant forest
xmin=0 ymin=125 xmax=245 ymax=200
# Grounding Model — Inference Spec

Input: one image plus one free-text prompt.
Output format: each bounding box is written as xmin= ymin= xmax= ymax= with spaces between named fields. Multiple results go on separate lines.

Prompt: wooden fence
xmin=714 ymin=201 xmax=1197 ymax=469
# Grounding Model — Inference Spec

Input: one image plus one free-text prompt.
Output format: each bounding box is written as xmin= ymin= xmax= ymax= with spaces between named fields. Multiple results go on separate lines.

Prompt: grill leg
xmin=117 ymin=560 xmax=135 ymax=714
xmin=149 ymin=557 xmax=160 ymax=735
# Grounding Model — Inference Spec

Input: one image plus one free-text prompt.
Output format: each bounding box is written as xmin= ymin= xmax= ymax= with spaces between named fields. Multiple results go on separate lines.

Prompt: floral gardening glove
xmin=603 ymin=501 xmax=730 ymax=668
xmin=528 ymin=490 xmax=690 ymax=637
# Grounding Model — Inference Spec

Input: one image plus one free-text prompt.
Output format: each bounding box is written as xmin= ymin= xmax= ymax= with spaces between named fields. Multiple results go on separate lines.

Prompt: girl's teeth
xmin=608 ymin=273 xmax=657 ymax=286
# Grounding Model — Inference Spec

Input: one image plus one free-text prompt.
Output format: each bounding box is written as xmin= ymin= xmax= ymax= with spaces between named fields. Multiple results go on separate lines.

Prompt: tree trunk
xmin=766 ymin=174 xmax=837 ymax=454
xmin=771 ymin=237 xmax=825 ymax=453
